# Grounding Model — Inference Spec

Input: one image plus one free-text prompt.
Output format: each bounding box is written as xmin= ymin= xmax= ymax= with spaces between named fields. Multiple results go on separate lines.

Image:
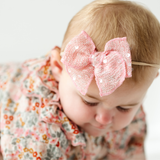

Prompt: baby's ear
xmin=50 ymin=47 xmax=63 ymax=82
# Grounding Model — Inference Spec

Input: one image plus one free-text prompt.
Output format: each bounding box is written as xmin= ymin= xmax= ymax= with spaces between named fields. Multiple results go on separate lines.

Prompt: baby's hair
xmin=61 ymin=0 xmax=160 ymax=82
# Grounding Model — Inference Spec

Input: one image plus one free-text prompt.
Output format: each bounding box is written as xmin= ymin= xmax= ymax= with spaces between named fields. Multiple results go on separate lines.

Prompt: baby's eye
xmin=82 ymin=99 xmax=99 ymax=107
xmin=117 ymin=106 xmax=130 ymax=113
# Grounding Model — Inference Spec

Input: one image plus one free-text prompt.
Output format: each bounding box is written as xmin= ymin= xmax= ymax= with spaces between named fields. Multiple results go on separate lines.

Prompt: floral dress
xmin=0 ymin=53 xmax=146 ymax=160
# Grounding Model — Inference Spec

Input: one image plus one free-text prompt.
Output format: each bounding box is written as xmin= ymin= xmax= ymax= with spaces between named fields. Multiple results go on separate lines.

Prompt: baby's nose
xmin=95 ymin=108 xmax=113 ymax=125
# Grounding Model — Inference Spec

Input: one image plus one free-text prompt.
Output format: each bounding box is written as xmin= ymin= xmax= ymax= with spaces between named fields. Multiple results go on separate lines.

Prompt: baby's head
xmin=51 ymin=0 xmax=160 ymax=137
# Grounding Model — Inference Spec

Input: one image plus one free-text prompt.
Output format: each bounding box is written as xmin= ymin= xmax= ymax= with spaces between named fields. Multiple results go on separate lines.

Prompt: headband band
xmin=131 ymin=61 xmax=160 ymax=68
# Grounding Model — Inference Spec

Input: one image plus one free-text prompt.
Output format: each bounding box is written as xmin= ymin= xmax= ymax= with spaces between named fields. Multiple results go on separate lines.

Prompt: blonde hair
xmin=61 ymin=0 xmax=160 ymax=82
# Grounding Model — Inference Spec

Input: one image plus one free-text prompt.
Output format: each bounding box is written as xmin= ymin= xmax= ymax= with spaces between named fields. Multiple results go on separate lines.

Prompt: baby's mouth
xmin=92 ymin=123 xmax=112 ymax=130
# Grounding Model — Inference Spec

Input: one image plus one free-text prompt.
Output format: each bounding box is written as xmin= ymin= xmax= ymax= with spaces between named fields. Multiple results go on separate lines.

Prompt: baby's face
xmin=58 ymin=67 xmax=157 ymax=137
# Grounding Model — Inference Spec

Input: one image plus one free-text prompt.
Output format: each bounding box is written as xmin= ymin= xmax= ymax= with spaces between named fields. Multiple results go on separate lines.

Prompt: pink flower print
xmin=39 ymin=126 xmax=45 ymax=134
xmin=15 ymin=150 xmax=19 ymax=156
xmin=31 ymin=132 xmax=40 ymax=141
xmin=31 ymin=131 xmax=36 ymax=137
xmin=45 ymin=127 xmax=52 ymax=138
xmin=15 ymin=128 xmax=24 ymax=137
xmin=35 ymin=135 xmax=40 ymax=141
xmin=50 ymin=138 xmax=58 ymax=144
xmin=26 ymin=106 xmax=30 ymax=112
xmin=25 ymin=129 xmax=30 ymax=136
xmin=38 ymin=122 xmax=42 ymax=127
xmin=33 ymin=126 xmax=37 ymax=132
xmin=18 ymin=145 xmax=22 ymax=151
xmin=45 ymin=99 xmax=48 ymax=103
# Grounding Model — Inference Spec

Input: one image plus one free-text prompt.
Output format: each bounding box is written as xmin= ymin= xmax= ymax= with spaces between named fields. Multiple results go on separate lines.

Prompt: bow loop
xmin=61 ymin=31 xmax=96 ymax=69
xmin=105 ymin=37 xmax=132 ymax=77
xmin=95 ymin=51 xmax=126 ymax=96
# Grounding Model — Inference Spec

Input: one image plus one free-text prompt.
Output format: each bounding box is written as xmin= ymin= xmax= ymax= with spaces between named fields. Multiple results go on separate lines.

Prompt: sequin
xmin=78 ymin=75 xmax=81 ymax=78
xmin=117 ymin=60 xmax=121 ymax=63
xmin=100 ymin=79 xmax=103 ymax=83
xmin=103 ymin=59 xmax=107 ymax=64
xmin=73 ymin=76 xmax=76 ymax=81
xmin=127 ymin=53 xmax=130 ymax=57
xmin=85 ymin=75 xmax=89 ymax=80
xmin=75 ymin=46 xmax=79 ymax=50
xmin=128 ymin=71 xmax=131 ymax=76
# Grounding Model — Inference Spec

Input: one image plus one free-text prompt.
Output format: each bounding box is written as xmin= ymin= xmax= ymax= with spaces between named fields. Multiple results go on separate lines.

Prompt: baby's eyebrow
xmin=120 ymin=102 xmax=140 ymax=107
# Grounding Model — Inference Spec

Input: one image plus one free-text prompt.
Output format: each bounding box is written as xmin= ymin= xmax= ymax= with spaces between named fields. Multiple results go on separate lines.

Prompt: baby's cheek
xmin=72 ymin=104 xmax=93 ymax=123
xmin=113 ymin=111 xmax=135 ymax=130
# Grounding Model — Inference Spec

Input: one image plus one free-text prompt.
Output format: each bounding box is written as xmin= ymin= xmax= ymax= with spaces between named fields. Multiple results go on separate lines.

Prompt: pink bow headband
xmin=61 ymin=31 xmax=132 ymax=97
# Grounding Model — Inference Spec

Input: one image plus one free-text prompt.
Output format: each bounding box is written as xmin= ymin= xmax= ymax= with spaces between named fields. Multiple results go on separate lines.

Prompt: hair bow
xmin=61 ymin=31 xmax=132 ymax=97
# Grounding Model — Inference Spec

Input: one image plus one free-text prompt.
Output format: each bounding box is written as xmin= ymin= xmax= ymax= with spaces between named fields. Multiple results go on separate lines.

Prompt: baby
xmin=1 ymin=0 xmax=160 ymax=160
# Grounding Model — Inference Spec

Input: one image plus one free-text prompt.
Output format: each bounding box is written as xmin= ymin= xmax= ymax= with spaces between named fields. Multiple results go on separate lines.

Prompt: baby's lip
xmin=93 ymin=124 xmax=111 ymax=130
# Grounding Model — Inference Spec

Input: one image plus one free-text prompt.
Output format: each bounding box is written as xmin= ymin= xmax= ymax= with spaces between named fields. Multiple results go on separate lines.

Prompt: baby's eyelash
xmin=82 ymin=98 xmax=131 ymax=112
xmin=82 ymin=99 xmax=98 ymax=106
xmin=117 ymin=106 xmax=130 ymax=113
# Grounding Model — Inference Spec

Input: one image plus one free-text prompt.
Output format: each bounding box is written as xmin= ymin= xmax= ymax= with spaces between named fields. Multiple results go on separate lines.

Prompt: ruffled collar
xmin=21 ymin=53 xmax=86 ymax=147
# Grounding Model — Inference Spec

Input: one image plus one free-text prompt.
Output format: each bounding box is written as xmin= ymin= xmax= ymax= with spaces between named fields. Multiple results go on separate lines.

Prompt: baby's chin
xmin=87 ymin=130 xmax=109 ymax=137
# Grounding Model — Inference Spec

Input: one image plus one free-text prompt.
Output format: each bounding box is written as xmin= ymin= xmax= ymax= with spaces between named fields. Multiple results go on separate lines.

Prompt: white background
xmin=0 ymin=0 xmax=160 ymax=159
